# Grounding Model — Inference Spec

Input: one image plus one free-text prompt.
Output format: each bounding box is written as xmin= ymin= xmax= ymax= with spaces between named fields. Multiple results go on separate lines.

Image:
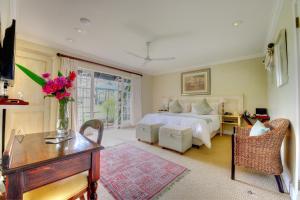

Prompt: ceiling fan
xmin=127 ymin=42 xmax=175 ymax=65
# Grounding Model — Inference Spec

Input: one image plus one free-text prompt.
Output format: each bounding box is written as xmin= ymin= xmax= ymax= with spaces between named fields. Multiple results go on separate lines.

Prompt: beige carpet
xmin=95 ymin=128 xmax=290 ymax=200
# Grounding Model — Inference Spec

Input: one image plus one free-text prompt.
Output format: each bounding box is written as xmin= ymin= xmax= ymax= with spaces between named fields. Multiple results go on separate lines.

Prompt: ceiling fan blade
xmin=151 ymin=57 xmax=176 ymax=61
xmin=141 ymin=60 xmax=151 ymax=67
xmin=146 ymin=41 xmax=151 ymax=58
xmin=126 ymin=51 xmax=146 ymax=60
xmin=128 ymin=42 xmax=175 ymax=64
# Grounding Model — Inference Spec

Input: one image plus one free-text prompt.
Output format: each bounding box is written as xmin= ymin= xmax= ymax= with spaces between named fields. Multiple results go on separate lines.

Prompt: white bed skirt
xmin=192 ymin=130 xmax=219 ymax=146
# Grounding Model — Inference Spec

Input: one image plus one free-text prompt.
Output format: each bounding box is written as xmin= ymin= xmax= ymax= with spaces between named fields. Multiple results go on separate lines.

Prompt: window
xmin=76 ymin=68 xmax=131 ymax=128
xmin=93 ymin=72 xmax=119 ymax=127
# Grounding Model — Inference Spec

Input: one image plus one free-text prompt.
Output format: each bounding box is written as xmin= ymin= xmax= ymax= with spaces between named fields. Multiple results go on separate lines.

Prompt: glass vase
xmin=56 ymin=101 xmax=69 ymax=137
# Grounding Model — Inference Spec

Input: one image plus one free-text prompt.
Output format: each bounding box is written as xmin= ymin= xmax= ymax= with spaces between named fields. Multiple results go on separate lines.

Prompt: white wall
xmin=152 ymin=57 xmax=268 ymax=114
xmin=0 ymin=0 xmax=13 ymax=41
xmin=266 ymin=0 xmax=299 ymax=198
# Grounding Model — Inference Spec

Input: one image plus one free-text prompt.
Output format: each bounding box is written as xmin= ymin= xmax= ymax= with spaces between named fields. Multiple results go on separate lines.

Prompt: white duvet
xmin=138 ymin=112 xmax=220 ymax=148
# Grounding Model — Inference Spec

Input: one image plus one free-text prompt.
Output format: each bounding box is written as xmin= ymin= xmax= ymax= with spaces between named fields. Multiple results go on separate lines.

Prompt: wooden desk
xmin=2 ymin=131 xmax=102 ymax=200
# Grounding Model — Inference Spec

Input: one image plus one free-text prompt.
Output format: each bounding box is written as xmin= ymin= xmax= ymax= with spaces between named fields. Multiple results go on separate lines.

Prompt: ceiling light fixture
xmin=74 ymin=27 xmax=83 ymax=33
xmin=232 ymin=20 xmax=243 ymax=27
xmin=80 ymin=17 xmax=91 ymax=25
xmin=74 ymin=27 xmax=87 ymax=34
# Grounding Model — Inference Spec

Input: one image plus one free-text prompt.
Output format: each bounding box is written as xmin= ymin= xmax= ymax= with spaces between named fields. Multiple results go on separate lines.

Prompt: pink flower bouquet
xmin=41 ymin=71 xmax=76 ymax=102
xmin=16 ymin=63 xmax=76 ymax=135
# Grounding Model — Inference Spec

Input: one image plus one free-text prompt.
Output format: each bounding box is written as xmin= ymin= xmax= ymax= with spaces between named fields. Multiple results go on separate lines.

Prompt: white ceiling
xmin=16 ymin=0 xmax=276 ymax=75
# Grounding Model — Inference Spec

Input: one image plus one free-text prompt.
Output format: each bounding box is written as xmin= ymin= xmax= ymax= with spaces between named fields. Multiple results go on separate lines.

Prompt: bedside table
xmin=220 ymin=115 xmax=241 ymax=136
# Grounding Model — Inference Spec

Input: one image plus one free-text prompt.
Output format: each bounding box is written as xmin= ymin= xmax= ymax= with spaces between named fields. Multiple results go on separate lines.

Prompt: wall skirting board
xmin=282 ymin=164 xmax=291 ymax=193
xmin=282 ymin=164 xmax=297 ymax=200
xmin=290 ymin=184 xmax=297 ymax=200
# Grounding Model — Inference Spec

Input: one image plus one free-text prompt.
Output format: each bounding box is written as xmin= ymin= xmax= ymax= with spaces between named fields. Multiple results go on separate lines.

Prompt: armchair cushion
xmin=249 ymin=120 xmax=270 ymax=137
xmin=23 ymin=171 xmax=88 ymax=200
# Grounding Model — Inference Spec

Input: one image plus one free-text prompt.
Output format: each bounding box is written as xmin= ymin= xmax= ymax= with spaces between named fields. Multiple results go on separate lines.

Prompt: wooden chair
xmin=231 ymin=118 xmax=289 ymax=193
xmin=21 ymin=119 xmax=104 ymax=200
xmin=79 ymin=119 xmax=104 ymax=146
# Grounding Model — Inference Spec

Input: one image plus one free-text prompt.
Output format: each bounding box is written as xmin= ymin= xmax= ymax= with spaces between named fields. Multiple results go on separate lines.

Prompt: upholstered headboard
xmin=165 ymin=95 xmax=244 ymax=114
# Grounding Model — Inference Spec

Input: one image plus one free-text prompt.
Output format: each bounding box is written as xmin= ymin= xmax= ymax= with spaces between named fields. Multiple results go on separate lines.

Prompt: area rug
xmin=100 ymin=144 xmax=188 ymax=200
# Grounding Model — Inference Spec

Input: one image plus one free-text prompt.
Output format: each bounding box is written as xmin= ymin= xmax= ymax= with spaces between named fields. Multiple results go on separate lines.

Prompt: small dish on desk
xmin=45 ymin=136 xmax=73 ymax=144
xmin=44 ymin=130 xmax=73 ymax=144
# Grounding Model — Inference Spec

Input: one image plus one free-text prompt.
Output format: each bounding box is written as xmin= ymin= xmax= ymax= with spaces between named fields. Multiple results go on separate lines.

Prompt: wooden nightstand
xmin=220 ymin=115 xmax=241 ymax=136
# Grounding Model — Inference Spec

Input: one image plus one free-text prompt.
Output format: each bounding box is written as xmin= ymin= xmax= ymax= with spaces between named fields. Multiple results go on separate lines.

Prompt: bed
xmin=138 ymin=95 xmax=243 ymax=148
xmin=138 ymin=112 xmax=220 ymax=148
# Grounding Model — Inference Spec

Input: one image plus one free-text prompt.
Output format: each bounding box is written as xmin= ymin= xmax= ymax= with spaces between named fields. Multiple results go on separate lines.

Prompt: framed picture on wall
xmin=274 ymin=29 xmax=288 ymax=88
xmin=181 ymin=68 xmax=211 ymax=95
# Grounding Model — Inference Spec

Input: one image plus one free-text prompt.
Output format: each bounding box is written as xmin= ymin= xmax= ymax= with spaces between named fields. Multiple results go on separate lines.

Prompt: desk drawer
xmin=23 ymin=153 xmax=91 ymax=192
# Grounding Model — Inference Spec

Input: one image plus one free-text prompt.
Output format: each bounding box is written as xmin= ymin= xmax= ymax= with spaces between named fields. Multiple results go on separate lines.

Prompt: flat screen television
xmin=0 ymin=19 xmax=15 ymax=85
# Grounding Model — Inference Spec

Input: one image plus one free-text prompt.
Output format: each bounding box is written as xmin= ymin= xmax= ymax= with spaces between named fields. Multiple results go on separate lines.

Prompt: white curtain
xmin=130 ymin=75 xmax=142 ymax=126
xmin=60 ymin=58 xmax=78 ymax=131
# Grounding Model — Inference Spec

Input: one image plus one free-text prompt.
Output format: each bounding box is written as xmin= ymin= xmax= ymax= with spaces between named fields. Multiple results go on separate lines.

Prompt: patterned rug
xmin=100 ymin=144 xmax=188 ymax=200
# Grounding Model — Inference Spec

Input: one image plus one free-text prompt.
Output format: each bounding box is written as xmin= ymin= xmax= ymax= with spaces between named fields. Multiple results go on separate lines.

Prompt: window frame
xmin=76 ymin=67 xmax=132 ymax=128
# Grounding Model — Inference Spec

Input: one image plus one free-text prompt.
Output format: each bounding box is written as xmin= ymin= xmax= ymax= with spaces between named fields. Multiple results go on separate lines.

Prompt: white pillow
xmin=249 ymin=120 xmax=270 ymax=136
xmin=208 ymin=103 xmax=219 ymax=115
xmin=169 ymin=100 xmax=183 ymax=113
xmin=181 ymin=102 xmax=191 ymax=113
xmin=191 ymin=99 xmax=213 ymax=115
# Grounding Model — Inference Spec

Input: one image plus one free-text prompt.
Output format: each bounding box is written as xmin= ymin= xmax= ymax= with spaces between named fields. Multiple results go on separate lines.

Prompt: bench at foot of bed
xmin=159 ymin=125 xmax=192 ymax=153
xmin=136 ymin=123 xmax=164 ymax=144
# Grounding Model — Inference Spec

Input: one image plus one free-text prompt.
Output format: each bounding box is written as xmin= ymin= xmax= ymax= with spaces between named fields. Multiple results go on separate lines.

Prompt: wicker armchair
xmin=231 ymin=118 xmax=289 ymax=193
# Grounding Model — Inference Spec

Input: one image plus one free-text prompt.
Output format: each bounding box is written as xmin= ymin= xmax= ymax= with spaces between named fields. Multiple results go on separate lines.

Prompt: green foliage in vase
xmin=16 ymin=64 xmax=46 ymax=86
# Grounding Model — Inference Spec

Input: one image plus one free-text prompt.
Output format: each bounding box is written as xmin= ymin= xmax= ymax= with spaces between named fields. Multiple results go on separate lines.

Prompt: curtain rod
xmin=56 ymin=53 xmax=143 ymax=77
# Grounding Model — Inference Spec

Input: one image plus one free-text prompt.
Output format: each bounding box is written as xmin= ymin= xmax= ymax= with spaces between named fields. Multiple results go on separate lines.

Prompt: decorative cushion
xmin=23 ymin=171 xmax=88 ymax=200
xmin=249 ymin=120 xmax=270 ymax=137
xmin=169 ymin=100 xmax=183 ymax=113
xmin=208 ymin=102 xmax=220 ymax=115
xmin=191 ymin=99 xmax=213 ymax=115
